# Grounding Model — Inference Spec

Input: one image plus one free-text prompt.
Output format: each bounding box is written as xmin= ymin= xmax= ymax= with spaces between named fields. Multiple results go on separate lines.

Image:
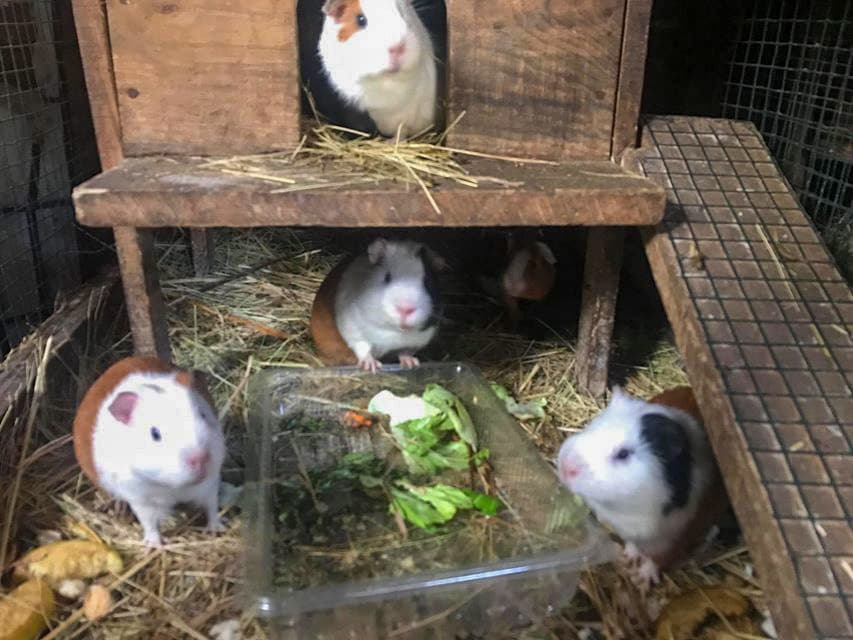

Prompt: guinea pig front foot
xmin=205 ymin=515 xmax=226 ymax=534
xmin=129 ymin=502 xmax=166 ymax=548
xmin=621 ymin=543 xmax=661 ymax=591
xmin=142 ymin=530 xmax=163 ymax=548
xmin=357 ymin=354 xmax=382 ymax=373
xmin=398 ymin=353 xmax=420 ymax=369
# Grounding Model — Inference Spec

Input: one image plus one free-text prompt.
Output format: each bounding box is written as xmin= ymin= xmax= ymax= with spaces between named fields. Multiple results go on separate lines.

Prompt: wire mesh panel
xmin=722 ymin=0 xmax=852 ymax=279
xmin=0 ymin=0 xmax=104 ymax=358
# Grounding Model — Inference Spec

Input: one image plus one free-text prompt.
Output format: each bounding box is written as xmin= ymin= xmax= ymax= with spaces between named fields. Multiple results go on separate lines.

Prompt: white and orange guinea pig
xmin=310 ymin=238 xmax=444 ymax=372
xmin=318 ymin=0 xmax=437 ymax=138
xmin=557 ymin=386 xmax=727 ymax=584
xmin=73 ymin=357 xmax=225 ymax=547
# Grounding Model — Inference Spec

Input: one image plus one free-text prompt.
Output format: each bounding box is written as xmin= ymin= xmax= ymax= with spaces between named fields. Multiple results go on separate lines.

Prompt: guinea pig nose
xmin=396 ymin=304 xmax=416 ymax=317
xmin=389 ymin=41 xmax=406 ymax=58
xmin=184 ymin=449 xmax=211 ymax=473
xmin=560 ymin=457 xmax=582 ymax=481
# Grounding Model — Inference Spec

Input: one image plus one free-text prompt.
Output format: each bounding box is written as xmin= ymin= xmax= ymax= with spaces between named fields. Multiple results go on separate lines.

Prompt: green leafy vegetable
xmin=389 ymin=488 xmax=448 ymax=531
xmin=390 ymin=482 xmax=504 ymax=531
xmin=490 ymin=383 xmax=547 ymax=421
xmin=459 ymin=488 xmax=502 ymax=516
xmin=423 ymin=384 xmax=478 ymax=448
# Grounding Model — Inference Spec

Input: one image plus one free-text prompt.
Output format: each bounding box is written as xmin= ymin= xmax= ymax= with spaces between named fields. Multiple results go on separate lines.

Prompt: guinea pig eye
xmin=150 ymin=427 xmax=162 ymax=442
xmin=384 ymin=272 xmax=392 ymax=285
xmin=613 ymin=447 xmax=632 ymax=461
xmin=356 ymin=13 xmax=367 ymax=27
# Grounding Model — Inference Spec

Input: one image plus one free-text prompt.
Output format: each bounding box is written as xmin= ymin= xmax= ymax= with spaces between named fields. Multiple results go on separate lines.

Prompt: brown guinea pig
xmin=73 ymin=357 xmax=225 ymax=547
xmin=501 ymin=239 xmax=557 ymax=328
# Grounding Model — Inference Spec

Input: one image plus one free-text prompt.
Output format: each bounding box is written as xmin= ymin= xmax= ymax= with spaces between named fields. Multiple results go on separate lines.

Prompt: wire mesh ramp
xmin=638 ymin=116 xmax=852 ymax=640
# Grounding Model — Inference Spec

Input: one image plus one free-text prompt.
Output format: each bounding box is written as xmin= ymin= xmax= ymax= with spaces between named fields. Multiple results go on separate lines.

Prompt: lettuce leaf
xmin=422 ymin=384 xmax=478 ymax=448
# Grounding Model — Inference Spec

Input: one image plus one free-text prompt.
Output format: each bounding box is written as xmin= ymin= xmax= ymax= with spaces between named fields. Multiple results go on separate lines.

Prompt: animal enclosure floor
xmin=1 ymin=227 xmax=767 ymax=639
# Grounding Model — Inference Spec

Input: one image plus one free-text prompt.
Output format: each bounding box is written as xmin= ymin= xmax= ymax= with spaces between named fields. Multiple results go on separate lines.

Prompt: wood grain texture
xmin=445 ymin=0 xmax=625 ymax=160
xmin=611 ymin=0 xmax=653 ymax=159
xmin=190 ymin=228 xmax=214 ymax=276
xmin=113 ymin=227 xmax=171 ymax=360
xmin=72 ymin=157 xmax=666 ymax=227
xmin=70 ymin=0 xmax=123 ymax=168
xmin=106 ymin=0 xmax=300 ymax=155
xmin=575 ymin=227 xmax=625 ymax=397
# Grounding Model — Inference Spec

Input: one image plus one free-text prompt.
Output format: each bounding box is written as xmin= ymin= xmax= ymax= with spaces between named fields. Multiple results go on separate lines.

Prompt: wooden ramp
xmin=639 ymin=116 xmax=852 ymax=640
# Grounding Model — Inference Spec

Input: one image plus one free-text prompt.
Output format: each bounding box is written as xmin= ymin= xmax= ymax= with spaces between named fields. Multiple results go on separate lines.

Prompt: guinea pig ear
xmin=108 ymin=391 xmax=138 ymax=425
xmin=367 ymin=238 xmax=388 ymax=265
xmin=535 ymin=241 xmax=557 ymax=265
xmin=322 ymin=0 xmax=347 ymax=20
xmin=419 ymin=246 xmax=449 ymax=272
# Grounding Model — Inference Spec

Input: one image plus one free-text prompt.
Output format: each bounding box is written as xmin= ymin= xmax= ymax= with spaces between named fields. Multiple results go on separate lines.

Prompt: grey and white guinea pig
xmin=318 ymin=0 xmax=437 ymax=138
xmin=73 ymin=357 xmax=226 ymax=547
xmin=557 ymin=386 xmax=726 ymax=583
xmin=310 ymin=238 xmax=445 ymax=372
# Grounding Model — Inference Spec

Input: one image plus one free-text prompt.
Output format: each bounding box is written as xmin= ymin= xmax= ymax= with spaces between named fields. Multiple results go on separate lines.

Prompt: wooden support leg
xmin=575 ymin=227 xmax=625 ymax=397
xmin=190 ymin=228 xmax=214 ymax=276
xmin=113 ymin=227 xmax=171 ymax=360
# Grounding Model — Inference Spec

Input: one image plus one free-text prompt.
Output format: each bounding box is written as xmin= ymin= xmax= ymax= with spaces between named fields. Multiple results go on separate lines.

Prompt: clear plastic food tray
xmin=243 ymin=363 xmax=611 ymax=639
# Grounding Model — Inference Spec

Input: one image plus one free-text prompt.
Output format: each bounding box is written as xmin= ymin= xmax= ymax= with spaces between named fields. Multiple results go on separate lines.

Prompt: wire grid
xmin=641 ymin=115 xmax=853 ymax=638
xmin=0 ymin=0 xmax=106 ymax=359
xmin=722 ymin=0 xmax=852 ymax=277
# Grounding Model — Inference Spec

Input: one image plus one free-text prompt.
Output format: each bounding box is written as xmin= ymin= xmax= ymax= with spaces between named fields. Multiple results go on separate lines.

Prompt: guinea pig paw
xmin=398 ymin=354 xmax=420 ymax=369
xmin=205 ymin=517 xmax=226 ymax=534
xmin=142 ymin=532 xmax=163 ymax=548
xmin=357 ymin=355 xmax=382 ymax=373
xmin=622 ymin=541 xmax=644 ymax=563
xmin=633 ymin=557 xmax=661 ymax=591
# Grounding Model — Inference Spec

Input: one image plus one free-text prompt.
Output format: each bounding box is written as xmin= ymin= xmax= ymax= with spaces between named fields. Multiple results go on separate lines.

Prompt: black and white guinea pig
xmin=317 ymin=0 xmax=437 ymax=138
xmin=557 ymin=386 xmax=727 ymax=583
xmin=310 ymin=238 xmax=445 ymax=372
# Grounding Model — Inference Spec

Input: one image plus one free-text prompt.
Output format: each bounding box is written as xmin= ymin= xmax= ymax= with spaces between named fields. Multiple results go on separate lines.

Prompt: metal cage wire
xmin=722 ymin=0 xmax=853 ymax=278
xmin=0 ymin=0 xmax=104 ymax=358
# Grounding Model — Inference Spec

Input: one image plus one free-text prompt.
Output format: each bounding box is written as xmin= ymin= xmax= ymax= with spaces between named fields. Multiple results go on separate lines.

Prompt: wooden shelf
xmin=72 ymin=156 xmax=665 ymax=228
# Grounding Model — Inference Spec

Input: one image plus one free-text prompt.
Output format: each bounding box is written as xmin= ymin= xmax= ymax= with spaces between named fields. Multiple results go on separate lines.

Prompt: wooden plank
xmin=106 ymin=0 xmax=300 ymax=156
xmin=445 ymin=0 xmax=625 ymax=160
xmin=70 ymin=0 xmax=123 ymax=169
xmin=113 ymin=227 xmax=171 ymax=361
xmin=575 ymin=227 xmax=625 ymax=397
xmin=72 ymin=157 xmax=666 ymax=227
xmin=190 ymin=228 xmax=214 ymax=276
xmin=641 ymin=115 xmax=853 ymax=640
xmin=611 ymin=0 xmax=654 ymax=160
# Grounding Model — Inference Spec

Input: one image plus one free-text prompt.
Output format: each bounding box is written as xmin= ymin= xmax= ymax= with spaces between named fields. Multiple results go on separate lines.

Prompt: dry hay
xmin=0 ymin=228 xmax=769 ymax=639
xmin=197 ymin=121 xmax=556 ymax=215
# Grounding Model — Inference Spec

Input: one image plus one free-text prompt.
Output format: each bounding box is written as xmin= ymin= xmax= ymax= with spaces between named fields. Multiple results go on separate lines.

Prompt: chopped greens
xmin=490 ymin=383 xmax=547 ymax=421
xmin=390 ymin=483 xmax=502 ymax=531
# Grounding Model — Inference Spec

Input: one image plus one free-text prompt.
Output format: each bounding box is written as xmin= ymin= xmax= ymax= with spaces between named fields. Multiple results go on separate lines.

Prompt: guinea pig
xmin=557 ymin=386 xmax=727 ymax=584
xmin=501 ymin=238 xmax=557 ymax=328
xmin=318 ymin=0 xmax=437 ymax=138
xmin=310 ymin=238 xmax=444 ymax=372
xmin=73 ymin=357 xmax=225 ymax=547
